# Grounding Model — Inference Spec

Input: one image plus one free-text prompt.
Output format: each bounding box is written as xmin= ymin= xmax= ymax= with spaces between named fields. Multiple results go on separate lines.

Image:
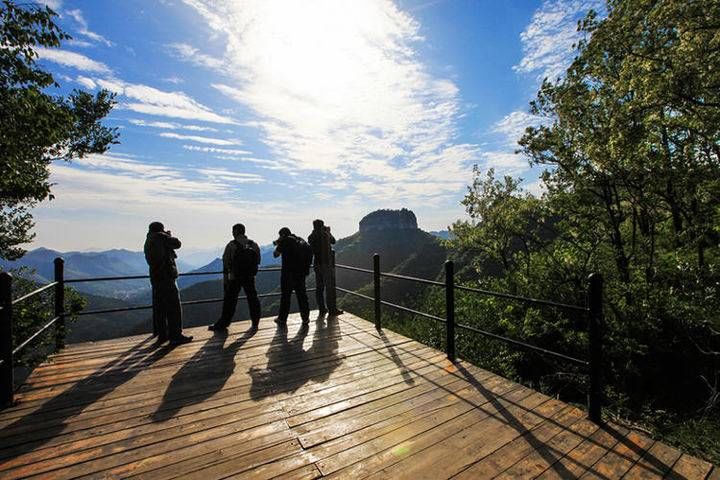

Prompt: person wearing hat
xmin=143 ymin=221 xmax=193 ymax=345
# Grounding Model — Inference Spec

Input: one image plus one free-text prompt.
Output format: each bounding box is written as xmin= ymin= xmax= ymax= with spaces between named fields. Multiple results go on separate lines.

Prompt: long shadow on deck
xmin=152 ymin=326 xmax=258 ymax=422
xmin=0 ymin=338 xmax=172 ymax=461
xmin=455 ymin=364 xmax=675 ymax=478
xmin=249 ymin=314 xmax=345 ymax=400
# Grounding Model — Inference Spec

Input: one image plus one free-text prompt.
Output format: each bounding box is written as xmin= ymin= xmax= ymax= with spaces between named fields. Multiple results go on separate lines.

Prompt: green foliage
xmin=0 ymin=0 xmax=118 ymax=260
xmin=437 ymin=0 xmax=720 ymax=462
xmin=10 ymin=270 xmax=85 ymax=370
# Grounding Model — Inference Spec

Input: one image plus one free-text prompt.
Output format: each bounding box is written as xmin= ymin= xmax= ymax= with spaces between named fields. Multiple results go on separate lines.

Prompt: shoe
xmin=329 ymin=309 xmax=344 ymax=316
xmin=154 ymin=335 xmax=168 ymax=346
xmin=169 ymin=335 xmax=193 ymax=345
xmin=208 ymin=323 xmax=228 ymax=332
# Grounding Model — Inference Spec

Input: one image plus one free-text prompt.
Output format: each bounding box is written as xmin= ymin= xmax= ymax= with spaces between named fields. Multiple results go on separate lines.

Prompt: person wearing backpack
xmin=308 ymin=219 xmax=343 ymax=317
xmin=273 ymin=227 xmax=311 ymax=326
xmin=209 ymin=223 xmax=262 ymax=332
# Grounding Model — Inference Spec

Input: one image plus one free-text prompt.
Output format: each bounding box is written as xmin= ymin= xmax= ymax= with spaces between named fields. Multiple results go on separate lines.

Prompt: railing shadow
xmin=249 ymin=314 xmax=344 ymax=400
xmin=151 ymin=326 xmax=258 ymax=422
xmin=377 ymin=329 xmax=414 ymax=385
xmin=0 ymin=337 xmax=171 ymax=460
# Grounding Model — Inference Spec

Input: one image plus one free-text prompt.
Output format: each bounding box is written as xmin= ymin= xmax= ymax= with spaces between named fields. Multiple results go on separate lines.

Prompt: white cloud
xmin=129 ymin=119 xmax=218 ymax=132
xmin=75 ymin=76 xmax=97 ymax=89
xmin=66 ymin=9 xmax=114 ymax=47
xmin=514 ymin=0 xmax=602 ymax=82
xmin=94 ymin=78 xmax=237 ymax=124
xmin=35 ymin=47 xmax=110 ymax=73
xmin=166 ymin=43 xmax=225 ymax=72
xmin=183 ymin=0 xmax=478 ymax=203
xmin=38 ymin=0 xmax=62 ymax=10
xmin=164 ymin=76 xmax=185 ymax=84
xmin=159 ymin=132 xmax=241 ymax=146
xmin=182 ymin=145 xmax=252 ymax=156
xmin=492 ymin=111 xmax=545 ymax=148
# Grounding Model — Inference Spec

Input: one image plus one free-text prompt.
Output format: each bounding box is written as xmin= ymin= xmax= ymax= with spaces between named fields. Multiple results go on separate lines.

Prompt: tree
xmin=1 ymin=1 xmax=118 ymax=260
xmin=516 ymin=0 xmax=719 ymax=411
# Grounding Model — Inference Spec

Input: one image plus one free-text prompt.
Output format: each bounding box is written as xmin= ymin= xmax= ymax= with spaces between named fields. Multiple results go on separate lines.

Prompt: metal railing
xmin=335 ymin=253 xmax=603 ymax=423
xmin=1 ymin=252 xmax=603 ymax=423
xmin=0 ymin=259 xmax=294 ymax=407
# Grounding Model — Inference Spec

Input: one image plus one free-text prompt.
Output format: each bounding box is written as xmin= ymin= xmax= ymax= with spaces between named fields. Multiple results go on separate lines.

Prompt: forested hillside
xmin=388 ymin=0 xmax=719 ymax=463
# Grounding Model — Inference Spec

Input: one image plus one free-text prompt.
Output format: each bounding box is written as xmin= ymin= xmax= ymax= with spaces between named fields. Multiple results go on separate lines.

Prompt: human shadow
xmin=0 ymin=337 xmax=172 ymax=460
xmin=249 ymin=315 xmax=344 ymax=400
xmin=152 ymin=326 xmax=258 ymax=422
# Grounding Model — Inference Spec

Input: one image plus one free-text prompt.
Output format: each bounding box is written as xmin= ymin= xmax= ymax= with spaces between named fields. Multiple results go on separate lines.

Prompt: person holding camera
xmin=273 ymin=227 xmax=312 ymax=326
xmin=144 ymin=221 xmax=193 ymax=345
xmin=308 ymin=219 xmax=343 ymax=316
xmin=209 ymin=223 xmax=262 ymax=332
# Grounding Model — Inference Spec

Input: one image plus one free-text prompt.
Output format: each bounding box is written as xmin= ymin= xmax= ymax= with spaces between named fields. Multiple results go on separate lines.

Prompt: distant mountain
xmin=67 ymin=293 xmax=152 ymax=343
xmin=178 ymin=208 xmax=447 ymax=327
xmin=429 ymin=230 xmax=455 ymax=240
xmin=0 ymin=248 xmax=155 ymax=300
xmin=176 ymin=244 xmax=277 ymax=290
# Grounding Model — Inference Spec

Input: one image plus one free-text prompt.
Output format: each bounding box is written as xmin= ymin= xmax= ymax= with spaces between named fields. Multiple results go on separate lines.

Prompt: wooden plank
xmin=534 ymin=423 xmax=631 ymax=479
xmin=451 ymin=404 xmax=587 ymax=479
xmin=579 ymin=430 xmax=655 ymax=479
xmin=356 ymin=393 xmax=563 ymax=479
xmin=666 ymin=454 xmax=714 ymax=480
xmin=319 ymin=387 xmax=548 ymax=477
xmin=491 ymin=411 xmax=600 ymax=479
xmin=622 ymin=440 xmax=683 ymax=479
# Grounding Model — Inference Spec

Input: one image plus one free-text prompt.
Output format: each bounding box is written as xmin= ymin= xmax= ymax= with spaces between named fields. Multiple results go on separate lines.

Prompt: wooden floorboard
xmin=0 ymin=311 xmax=715 ymax=479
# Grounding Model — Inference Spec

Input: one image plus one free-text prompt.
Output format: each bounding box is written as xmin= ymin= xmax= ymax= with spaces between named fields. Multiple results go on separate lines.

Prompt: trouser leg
xmin=161 ymin=281 xmax=183 ymax=339
xmin=218 ymin=280 xmax=241 ymax=327
xmin=242 ymin=277 xmax=261 ymax=323
xmin=314 ymin=266 xmax=326 ymax=312
xmin=324 ymin=264 xmax=338 ymax=312
xmin=294 ymin=274 xmax=310 ymax=322
xmin=278 ymin=272 xmax=292 ymax=322
xmin=151 ymin=283 xmax=167 ymax=338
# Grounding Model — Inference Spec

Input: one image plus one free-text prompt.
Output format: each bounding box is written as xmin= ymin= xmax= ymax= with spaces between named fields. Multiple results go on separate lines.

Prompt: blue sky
xmin=31 ymin=0 xmax=599 ymax=253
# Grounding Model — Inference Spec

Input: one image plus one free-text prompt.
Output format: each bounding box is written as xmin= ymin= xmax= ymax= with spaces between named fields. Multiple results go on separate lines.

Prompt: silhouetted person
xmin=144 ymin=222 xmax=192 ymax=345
xmin=273 ymin=227 xmax=311 ymax=326
xmin=308 ymin=219 xmax=343 ymax=316
xmin=209 ymin=223 xmax=262 ymax=332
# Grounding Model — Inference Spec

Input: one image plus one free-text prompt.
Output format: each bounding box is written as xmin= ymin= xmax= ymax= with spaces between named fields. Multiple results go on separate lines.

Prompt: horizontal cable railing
xmin=0 ymin=261 xmax=290 ymax=407
xmin=335 ymin=252 xmax=603 ymax=422
xmin=2 ymin=252 xmax=603 ymax=423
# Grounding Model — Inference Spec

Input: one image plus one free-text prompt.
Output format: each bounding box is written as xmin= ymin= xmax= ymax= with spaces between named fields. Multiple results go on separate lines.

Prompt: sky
xmin=29 ymin=0 xmax=601 ymax=253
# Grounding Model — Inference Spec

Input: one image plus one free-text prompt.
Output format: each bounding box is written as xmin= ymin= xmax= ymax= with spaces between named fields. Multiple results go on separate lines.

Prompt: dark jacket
xmin=308 ymin=228 xmax=336 ymax=266
xmin=222 ymin=234 xmax=261 ymax=282
xmin=144 ymin=231 xmax=181 ymax=283
xmin=274 ymin=234 xmax=303 ymax=273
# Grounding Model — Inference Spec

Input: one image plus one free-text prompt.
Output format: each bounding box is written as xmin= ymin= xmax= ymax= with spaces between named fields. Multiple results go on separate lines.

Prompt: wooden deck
xmin=0 ymin=312 xmax=716 ymax=479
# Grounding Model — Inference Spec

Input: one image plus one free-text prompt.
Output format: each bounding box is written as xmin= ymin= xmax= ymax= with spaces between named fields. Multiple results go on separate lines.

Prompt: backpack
xmin=232 ymin=240 xmax=259 ymax=277
xmin=293 ymin=236 xmax=314 ymax=276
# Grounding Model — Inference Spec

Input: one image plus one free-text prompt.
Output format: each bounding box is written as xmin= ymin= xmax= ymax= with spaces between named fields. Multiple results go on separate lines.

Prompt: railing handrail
xmin=334 ymin=254 xmax=603 ymax=422
xmin=64 ymin=265 xmax=282 ymax=284
xmin=336 ymin=262 xmax=588 ymax=312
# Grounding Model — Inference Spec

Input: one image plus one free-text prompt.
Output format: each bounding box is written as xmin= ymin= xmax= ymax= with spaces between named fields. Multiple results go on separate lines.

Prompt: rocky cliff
xmin=358 ymin=208 xmax=418 ymax=232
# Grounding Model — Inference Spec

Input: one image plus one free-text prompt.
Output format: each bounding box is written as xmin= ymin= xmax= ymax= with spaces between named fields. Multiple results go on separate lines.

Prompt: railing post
xmin=54 ymin=257 xmax=65 ymax=350
xmin=445 ymin=260 xmax=456 ymax=362
xmin=0 ymin=272 xmax=14 ymax=406
xmin=588 ymin=273 xmax=603 ymax=423
xmin=373 ymin=253 xmax=381 ymax=329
